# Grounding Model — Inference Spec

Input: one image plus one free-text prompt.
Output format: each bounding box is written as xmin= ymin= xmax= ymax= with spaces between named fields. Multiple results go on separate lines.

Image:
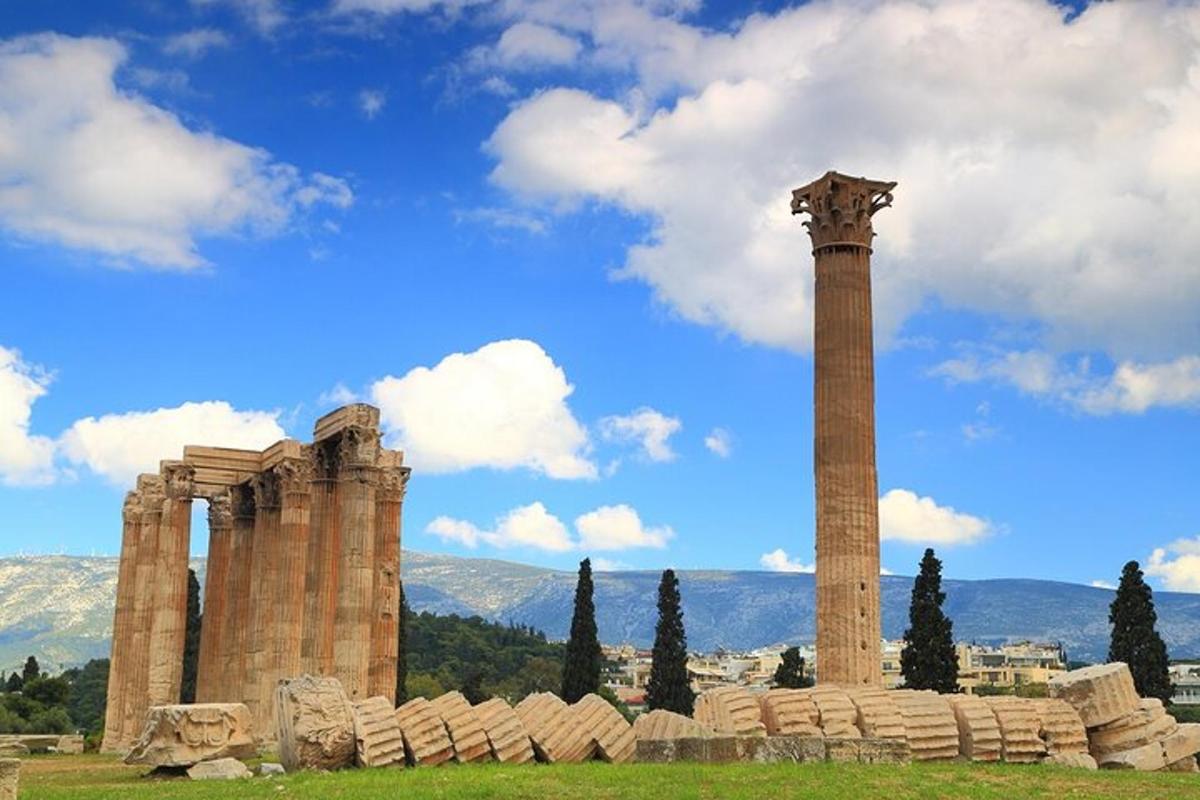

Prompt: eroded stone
xmin=125 ymin=703 xmax=257 ymax=768
xmin=394 ymin=697 xmax=454 ymax=766
xmin=274 ymin=676 xmax=356 ymax=772
xmin=474 ymin=698 xmax=534 ymax=764
xmin=351 ymin=696 xmax=405 ymax=768
xmin=186 ymin=757 xmax=251 ymax=780
xmin=1047 ymin=663 xmax=1140 ymax=729
xmin=430 ymin=692 xmax=491 ymax=763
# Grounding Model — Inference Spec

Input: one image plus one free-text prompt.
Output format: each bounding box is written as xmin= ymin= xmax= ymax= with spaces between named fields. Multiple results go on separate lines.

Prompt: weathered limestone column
xmin=334 ymin=420 xmax=380 ymax=701
xmin=246 ymin=469 xmax=282 ymax=730
xmin=221 ymin=484 xmax=256 ymax=706
xmin=195 ymin=489 xmax=233 ymax=702
xmin=101 ymin=489 xmax=142 ymax=752
xmin=269 ymin=452 xmax=313 ymax=705
xmin=147 ymin=462 xmax=195 ymax=707
xmin=301 ymin=438 xmax=339 ymax=677
xmin=122 ymin=474 xmax=165 ymax=747
xmin=791 ymin=171 xmax=895 ymax=687
xmin=368 ymin=458 xmax=409 ymax=700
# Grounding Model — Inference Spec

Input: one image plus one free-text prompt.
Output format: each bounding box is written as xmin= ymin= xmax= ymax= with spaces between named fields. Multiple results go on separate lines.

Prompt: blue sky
xmin=1 ymin=0 xmax=1198 ymax=594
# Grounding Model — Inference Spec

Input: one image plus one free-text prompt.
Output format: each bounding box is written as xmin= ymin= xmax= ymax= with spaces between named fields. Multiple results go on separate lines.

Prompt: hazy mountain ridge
xmin=2 ymin=552 xmax=1199 ymax=672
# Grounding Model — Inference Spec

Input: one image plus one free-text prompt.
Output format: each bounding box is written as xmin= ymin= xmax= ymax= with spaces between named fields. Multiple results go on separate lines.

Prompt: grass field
xmin=15 ymin=753 xmax=1200 ymax=800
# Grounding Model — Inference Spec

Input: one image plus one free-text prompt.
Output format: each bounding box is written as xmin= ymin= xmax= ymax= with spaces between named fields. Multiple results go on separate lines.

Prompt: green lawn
xmin=16 ymin=753 xmax=1200 ymax=800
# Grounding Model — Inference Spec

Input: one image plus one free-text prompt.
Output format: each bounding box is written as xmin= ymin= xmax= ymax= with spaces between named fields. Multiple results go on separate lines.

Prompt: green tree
xmin=66 ymin=659 xmax=109 ymax=735
xmin=3 ymin=673 xmax=20 ymax=693
xmin=1109 ymin=560 xmax=1173 ymax=703
xmin=561 ymin=558 xmax=601 ymax=703
xmin=405 ymin=673 xmax=445 ymax=700
xmin=646 ymin=569 xmax=694 ymax=715
xmin=461 ymin=669 xmax=489 ymax=705
xmin=773 ymin=646 xmax=813 ymax=689
xmin=181 ymin=568 xmax=201 ymax=704
xmin=395 ymin=580 xmax=408 ymax=706
xmin=23 ymin=676 xmax=69 ymax=707
xmin=900 ymin=548 xmax=960 ymax=693
xmin=598 ymin=685 xmax=634 ymax=723
xmin=22 ymin=656 xmax=40 ymax=684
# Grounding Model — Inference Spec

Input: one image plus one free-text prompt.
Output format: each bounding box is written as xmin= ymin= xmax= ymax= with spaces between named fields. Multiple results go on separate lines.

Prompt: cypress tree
xmin=646 ymin=568 xmax=694 ymax=715
xmin=900 ymin=548 xmax=959 ymax=693
xmin=180 ymin=568 xmax=201 ymax=703
xmin=4 ymin=673 xmax=20 ymax=693
xmin=561 ymin=558 xmax=601 ymax=703
xmin=22 ymin=656 xmax=40 ymax=684
xmin=395 ymin=580 xmax=409 ymax=706
xmin=773 ymin=646 xmax=813 ymax=689
xmin=1109 ymin=560 xmax=1173 ymax=703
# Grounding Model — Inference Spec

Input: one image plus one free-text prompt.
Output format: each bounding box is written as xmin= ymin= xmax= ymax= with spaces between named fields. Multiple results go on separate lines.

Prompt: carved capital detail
xmin=378 ymin=466 xmax=410 ymax=500
xmin=311 ymin=438 xmax=341 ymax=481
xmin=339 ymin=425 xmax=380 ymax=468
xmin=250 ymin=470 xmax=282 ymax=509
xmin=138 ymin=475 xmax=166 ymax=516
xmin=122 ymin=490 xmax=143 ymax=522
xmin=790 ymin=171 xmax=896 ymax=252
xmin=162 ymin=462 xmax=196 ymax=500
xmin=208 ymin=490 xmax=234 ymax=529
xmin=232 ymin=484 xmax=256 ymax=519
xmin=275 ymin=449 xmax=314 ymax=495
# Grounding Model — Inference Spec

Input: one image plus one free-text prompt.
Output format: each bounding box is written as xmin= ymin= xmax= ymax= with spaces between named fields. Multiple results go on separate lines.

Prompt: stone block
xmin=1047 ymin=663 xmax=1140 ymax=729
xmin=635 ymin=738 xmax=677 ymax=763
xmin=572 ymin=694 xmax=636 ymax=763
xmin=846 ymin=688 xmax=905 ymax=740
xmin=1160 ymin=723 xmax=1200 ymax=765
xmin=759 ymin=690 xmax=821 ymax=737
xmin=1164 ymin=755 xmax=1199 ymax=773
xmin=351 ymin=696 xmax=405 ymax=768
xmin=632 ymin=709 xmax=711 ymax=741
xmin=275 ymin=677 xmax=356 ymax=772
xmin=675 ymin=736 xmax=709 ymax=762
xmin=825 ymin=738 xmax=861 ymax=763
xmin=737 ymin=735 xmax=825 ymax=764
xmin=186 ymin=757 xmax=251 ymax=780
xmin=984 ymin=697 xmax=1046 ymax=764
xmin=1046 ymin=752 xmax=1098 ymax=770
xmin=809 ymin=688 xmax=860 ymax=739
xmin=125 ymin=703 xmax=257 ymax=768
xmin=394 ymin=697 xmax=454 ymax=766
xmin=259 ymin=763 xmax=286 ymax=776
xmin=1098 ymin=740 xmax=1167 ymax=771
xmin=0 ymin=759 xmax=18 ymax=800
xmin=514 ymin=693 xmax=594 ymax=763
xmin=948 ymin=695 xmax=1001 ymax=762
xmin=893 ymin=690 xmax=960 ymax=762
xmin=1088 ymin=707 xmax=1163 ymax=757
xmin=473 ymin=698 xmax=534 ymax=764
xmin=858 ymin=737 xmax=911 ymax=765
xmin=56 ymin=735 xmax=84 ymax=755
xmin=430 ymin=692 xmax=492 ymax=763
xmin=693 ymin=687 xmax=765 ymax=737
xmin=1032 ymin=699 xmax=1089 ymax=756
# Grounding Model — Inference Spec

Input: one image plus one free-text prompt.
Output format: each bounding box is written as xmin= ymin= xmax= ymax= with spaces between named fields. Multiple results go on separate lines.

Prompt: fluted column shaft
xmin=147 ymin=463 xmax=194 ymax=706
xmin=222 ymin=485 xmax=256 ymax=706
xmin=122 ymin=475 xmax=165 ymax=747
xmin=368 ymin=465 xmax=408 ymax=700
xmin=267 ymin=455 xmax=312 ymax=717
xmin=101 ymin=490 xmax=142 ymax=752
xmin=195 ymin=491 xmax=233 ymax=702
xmin=246 ymin=470 xmax=282 ymax=731
xmin=301 ymin=439 xmax=339 ymax=677
xmin=334 ymin=426 xmax=379 ymax=701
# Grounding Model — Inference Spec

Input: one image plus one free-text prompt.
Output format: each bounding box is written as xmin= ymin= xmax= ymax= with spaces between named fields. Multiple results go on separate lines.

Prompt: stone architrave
xmin=1047 ymin=663 xmax=1140 ymax=728
xmin=947 ymin=694 xmax=1001 ymax=762
xmin=368 ymin=460 xmax=407 ymax=701
xmin=122 ymin=474 xmax=165 ymax=749
xmin=1032 ymin=698 xmax=1089 ymax=756
xmin=808 ymin=687 xmax=860 ymax=739
xmin=692 ymin=687 xmax=766 ymax=737
xmin=274 ymin=676 xmax=357 ymax=772
xmin=351 ymin=696 xmax=406 ymax=768
xmin=101 ymin=489 xmax=142 ymax=752
xmin=222 ymin=484 xmax=255 ymax=709
xmin=513 ymin=693 xmax=595 ymax=763
xmin=124 ymin=703 xmax=256 ymax=768
xmin=572 ymin=694 xmax=636 ymax=763
xmin=429 ymin=691 xmax=492 ymax=763
xmin=846 ymin=688 xmax=905 ymax=740
xmin=195 ymin=490 xmax=232 ymax=703
xmin=394 ymin=697 xmax=455 ymax=766
xmin=146 ymin=462 xmax=194 ymax=709
xmin=791 ymin=171 xmax=895 ymax=687
xmin=892 ymin=690 xmax=960 ymax=762
xmin=758 ymin=690 xmax=821 ymax=737
xmin=334 ymin=417 xmax=380 ymax=701
xmin=0 ymin=758 xmax=18 ymax=800
xmin=632 ymin=709 xmax=712 ymax=741
xmin=984 ymin=697 xmax=1046 ymax=764
xmin=473 ymin=698 xmax=535 ymax=764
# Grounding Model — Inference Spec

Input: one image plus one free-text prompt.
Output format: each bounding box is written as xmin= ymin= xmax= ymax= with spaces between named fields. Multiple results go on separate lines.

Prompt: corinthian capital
xmin=162 ymin=462 xmax=196 ymax=500
xmin=275 ymin=449 xmax=314 ymax=495
xmin=339 ymin=425 xmax=380 ymax=468
xmin=378 ymin=465 xmax=410 ymax=500
xmin=790 ymin=171 xmax=896 ymax=252
xmin=208 ymin=490 xmax=234 ymax=530
xmin=122 ymin=490 xmax=143 ymax=522
xmin=250 ymin=470 xmax=282 ymax=509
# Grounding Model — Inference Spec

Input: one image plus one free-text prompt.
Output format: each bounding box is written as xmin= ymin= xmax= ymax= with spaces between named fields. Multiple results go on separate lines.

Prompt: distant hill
xmin=2 ymin=552 xmax=1199 ymax=673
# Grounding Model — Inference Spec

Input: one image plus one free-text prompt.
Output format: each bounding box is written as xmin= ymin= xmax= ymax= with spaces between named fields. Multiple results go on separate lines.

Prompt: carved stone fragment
xmin=692 ymin=687 xmax=766 ymax=737
xmin=758 ymin=689 xmax=821 ymax=737
xmin=473 ymin=698 xmax=534 ymax=764
xmin=572 ymin=693 xmax=636 ymax=763
xmin=632 ymin=709 xmax=712 ymax=741
xmin=351 ymin=696 xmax=406 ymax=768
xmin=984 ymin=697 xmax=1046 ymax=764
xmin=274 ymin=676 xmax=356 ymax=772
xmin=429 ymin=691 xmax=492 ymax=763
xmin=846 ymin=688 xmax=905 ymax=740
xmin=394 ymin=697 xmax=454 ymax=766
xmin=1032 ymin=698 xmax=1089 ymax=756
xmin=1047 ymin=663 xmax=1140 ymax=729
xmin=124 ymin=703 xmax=256 ymax=768
xmin=809 ymin=687 xmax=860 ymax=739
xmin=893 ymin=690 xmax=959 ymax=762
xmin=513 ymin=692 xmax=594 ymax=763
xmin=947 ymin=694 xmax=1001 ymax=762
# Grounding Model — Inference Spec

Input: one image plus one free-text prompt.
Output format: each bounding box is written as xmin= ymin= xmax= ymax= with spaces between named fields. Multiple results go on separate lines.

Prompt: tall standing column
xmin=246 ymin=469 xmax=282 ymax=731
xmin=195 ymin=490 xmax=233 ymax=702
xmin=301 ymin=438 xmax=339 ymax=677
xmin=269 ymin=453 xmax=313 ymax=702
xmin=222 ymin=485 xmax=256 ymax=706
xmin=122 ymin=474 xmax=165 ymax=747
xmin=334 ymin=424 xmax=380 ymax=701
xmin=147 ymin=462 xmax=195 ymax=706
xmin=791 ymin=171 xmax=895 ymax=687
xmin=368 ymin=460 xmax=409 ymax=700
xmin=101 ymin=490 xmax=142 ymax=753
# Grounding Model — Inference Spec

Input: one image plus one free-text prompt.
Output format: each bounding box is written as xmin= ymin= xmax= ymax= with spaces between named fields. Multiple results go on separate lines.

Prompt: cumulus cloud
xmin=704 ymin=427 xmax=732 ymax=457
xmin=358 ymin=88 xmax=386 ymax=119
xmin=598 ymin=407 xmax=681 ymax=462
xmin=370 ymin=339 xmax=596 ymax=479
xmin=879 ymin=488 xmax=992 ymax=546
xmin=1146 ymin=537 xmax=1200 ymax=592
xmin=0 ymin=34 xmax=351 ymax=269
xmin=0 ymin=346 xmax=56 ymax=486
xmin=59 ymin=401 xmax=286 ymax=486
xmin=427 ymin=502 xmax=574 ymax=552
xmin=162 ymin=28 xmax=231 ymax=58
xmin=493 ymin=22 xmax=582 ymax=68
xmin=759 ymin=548 xmax=813 ymax=573
xmin=477 ymin=0 xmax=1200 ymax=365
xmin=576 ymin=504 xmax=672 ymax=550
xmin=192 ymin=0 xmax=286 ymax=35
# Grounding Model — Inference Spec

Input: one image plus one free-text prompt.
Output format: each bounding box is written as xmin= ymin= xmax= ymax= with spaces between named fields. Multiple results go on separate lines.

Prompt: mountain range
xmin=2 ymin=552 xmax=1199 ymax=674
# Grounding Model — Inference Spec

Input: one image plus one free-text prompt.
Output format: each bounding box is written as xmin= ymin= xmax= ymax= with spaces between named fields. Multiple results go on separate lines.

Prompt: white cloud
xmin=598 ymin=407 xmax=680 ymax=462
xmin=1146 ymin=537 xmax=1200 ymax=592
xmin=0 ymin=346 xmax=56 ymax=486
xmin=480 ymin=0 xmax=1200 ymax=363
xmin=358 ymin=88 xmax=386 ymax=120
xmin=879 ymin=488 xmax=992 ymax=546
xmin=934 ymin=350 xmax=1200 ymax=415
xmin=704 ymin=427 xmax=732 ymax=457
xmin=494 ymin=22 xmax=582 ymax=68
xmin=370 ymin=339 xmax=596 ymax=479
xmin=59 ymin=401 xmax=286 ymax=486
xmin=1090 ymin=580 xmax=1116 ymax=590
xmin=192 ymin=0 xmax=285 ymax=35
xmin=592 ymin=557 xmax=631 ymax=571
xmin=576 ymin=504 xmax=672 ymax=550
xmin=453 ymin=206 xmax=546 ymax=234
xmin=162 ymin=28 xmax=232 ymax=58
xmin=318 ymin=383 xmax=359 ymax=407
xmin=426 ymin=502 xmax=574 ymax=552
xmin=333 ymin=0 xmax=489 ymax=14
xmin=759 ymin=548 xmax=813 ymax=573
xmin=0 ymin=34 xmax=351 ymax=269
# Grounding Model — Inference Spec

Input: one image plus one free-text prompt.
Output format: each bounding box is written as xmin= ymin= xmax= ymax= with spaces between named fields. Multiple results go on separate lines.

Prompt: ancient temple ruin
xmin=100 ymin=404 xmax=409 ymax=752
xmin=791 ymin=172 xmax=895 ymax=686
